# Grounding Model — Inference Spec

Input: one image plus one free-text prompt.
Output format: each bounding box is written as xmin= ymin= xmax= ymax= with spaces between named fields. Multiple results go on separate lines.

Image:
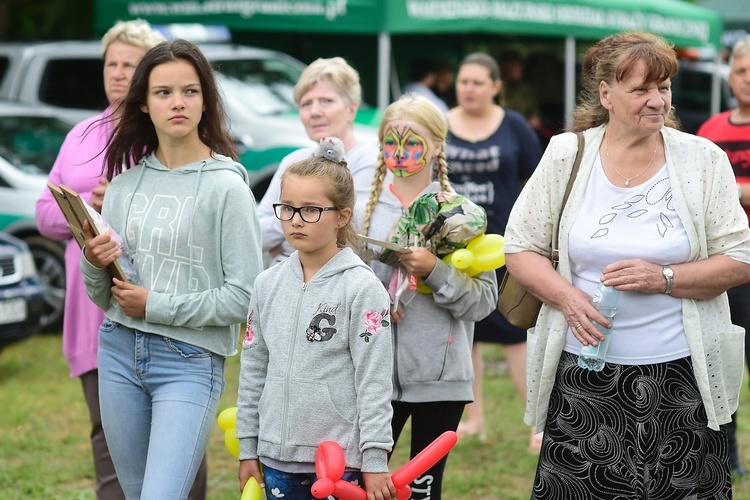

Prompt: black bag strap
xmin=551 ymin=132 xmax=584 ymax=265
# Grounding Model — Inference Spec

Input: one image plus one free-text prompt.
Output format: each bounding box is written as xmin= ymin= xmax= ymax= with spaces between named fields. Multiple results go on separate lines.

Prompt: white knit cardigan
xmin=504 ymin=124 xmax=750 ymax=431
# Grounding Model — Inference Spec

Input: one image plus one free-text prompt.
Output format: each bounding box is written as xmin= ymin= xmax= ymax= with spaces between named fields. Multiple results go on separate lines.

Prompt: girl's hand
xmin=82 ymin=220 xmax=120 ymax=269
xmin=111 ymin=278 xmax=148 ymax=317
xmin=362 ymin=472 xmax=397 ymax=500
xmin=238 ymin=459 xmax=265 ymax=493
xmin=390 ymin=302 xmax=404 ymax=323
xmin=397 ymin=247 xmax=437 ymax=278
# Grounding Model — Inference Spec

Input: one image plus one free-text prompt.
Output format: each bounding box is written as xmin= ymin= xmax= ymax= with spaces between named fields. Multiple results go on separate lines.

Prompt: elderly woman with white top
xmin=257 ymin=57 xmax=379 ymax=265
xmin=504 ymin=31 xmax=750 ymax=498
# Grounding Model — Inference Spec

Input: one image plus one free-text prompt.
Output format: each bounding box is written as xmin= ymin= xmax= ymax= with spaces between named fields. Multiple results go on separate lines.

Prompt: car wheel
xmin=24 ymin=235 xmax=66 ymax=333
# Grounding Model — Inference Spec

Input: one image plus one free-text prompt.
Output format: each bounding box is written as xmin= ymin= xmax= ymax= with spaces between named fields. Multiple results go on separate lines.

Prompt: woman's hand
xmin=362 ymin=472 xmax=397 ymax=500
xmin=90 ymin=178 xmax=109 ymax=213
xmin=397 ymin=247 xmax=437 ymax=278
xmin=82 ymin=220 xmax=121 ymax=269
xmin=601 ymin=259 xmax=666 ymax=294
xmin=561 ymin=286 xmax=611 ymax=346
xmin=238 ymin=459 xmax=264 ymax=493
xmin=111 ymin=278 xmax=148 ymax=317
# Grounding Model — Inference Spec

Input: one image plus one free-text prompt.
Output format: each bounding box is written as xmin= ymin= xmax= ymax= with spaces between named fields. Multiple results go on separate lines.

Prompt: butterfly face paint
xmin=383 ymin=125 xmax=430 ymax=177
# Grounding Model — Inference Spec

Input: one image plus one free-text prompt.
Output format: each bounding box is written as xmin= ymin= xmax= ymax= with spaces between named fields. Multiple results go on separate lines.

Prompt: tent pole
xmin=711 ymin=49 xmax=721 ymax=117
xmin=378 ymin=32 xmax=391 ymax=112
xmin=565 ymin=36 xmax=576 ymax=129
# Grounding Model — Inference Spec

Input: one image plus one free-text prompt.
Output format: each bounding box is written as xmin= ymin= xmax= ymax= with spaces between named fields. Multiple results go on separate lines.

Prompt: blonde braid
xmin=436 ymin=150 xmax=453 ymax=193
xmin=362 ymin=150 xmax=389 ymax=240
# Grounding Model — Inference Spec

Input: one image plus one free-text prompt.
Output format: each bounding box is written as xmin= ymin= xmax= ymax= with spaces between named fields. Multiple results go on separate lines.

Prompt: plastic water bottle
xmin=577 ymin=283 xmax=620 ymax=371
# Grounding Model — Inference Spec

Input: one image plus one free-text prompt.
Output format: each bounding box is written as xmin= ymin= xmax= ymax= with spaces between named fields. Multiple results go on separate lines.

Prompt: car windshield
xmin=213 ymin=57 xmax=301 ymax=116
xmin=0 ymin=115 xmax=71 ymax=175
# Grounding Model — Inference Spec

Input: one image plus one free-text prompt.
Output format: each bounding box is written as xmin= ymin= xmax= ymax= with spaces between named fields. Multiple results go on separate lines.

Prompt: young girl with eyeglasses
xmin=236 ymin=137 xmax=397 ymax=500
xmin=355 ymin=94 xmax=498 ymax=500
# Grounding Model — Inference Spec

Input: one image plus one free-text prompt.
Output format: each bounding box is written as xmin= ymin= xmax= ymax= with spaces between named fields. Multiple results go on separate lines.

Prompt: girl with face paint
xmin=354 ymin=94 xmax=498 ymax=500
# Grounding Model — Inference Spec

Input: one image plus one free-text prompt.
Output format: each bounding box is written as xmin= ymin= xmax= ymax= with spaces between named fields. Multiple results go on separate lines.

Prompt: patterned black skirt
xmin=531 ymin=352 xmax=732 ymax=500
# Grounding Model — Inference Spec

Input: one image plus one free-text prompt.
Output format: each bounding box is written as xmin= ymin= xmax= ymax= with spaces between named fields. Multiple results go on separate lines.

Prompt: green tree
xmin=0 ymin=0 xmax=94 ymax=41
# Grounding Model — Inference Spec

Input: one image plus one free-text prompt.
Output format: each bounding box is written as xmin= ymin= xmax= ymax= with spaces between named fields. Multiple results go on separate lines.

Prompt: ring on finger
xmin=574 ymin=322 xmax=583 ymax=329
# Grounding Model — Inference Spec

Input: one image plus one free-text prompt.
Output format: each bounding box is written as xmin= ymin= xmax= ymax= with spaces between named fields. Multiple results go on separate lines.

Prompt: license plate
xmin=0 ymin=298 xmax=27 ymax=325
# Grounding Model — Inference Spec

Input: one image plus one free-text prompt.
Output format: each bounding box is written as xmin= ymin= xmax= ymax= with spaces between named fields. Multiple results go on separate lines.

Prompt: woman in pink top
xmin=33 ymin=20 xmax=217 ymax=500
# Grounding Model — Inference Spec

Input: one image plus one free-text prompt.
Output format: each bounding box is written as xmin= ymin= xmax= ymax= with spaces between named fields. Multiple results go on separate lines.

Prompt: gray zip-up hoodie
xmin=236 ymin=248 xmax=393 ymax=473
xmin=353 ymin=181 xmax=498 ymax=403
xmin=80 ymin=153 xmax=262 ymax=356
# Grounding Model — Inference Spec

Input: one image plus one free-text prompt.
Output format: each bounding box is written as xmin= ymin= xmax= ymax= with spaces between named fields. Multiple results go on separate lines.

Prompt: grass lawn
xmin=2 ymin=334 xmax=750 ymax=499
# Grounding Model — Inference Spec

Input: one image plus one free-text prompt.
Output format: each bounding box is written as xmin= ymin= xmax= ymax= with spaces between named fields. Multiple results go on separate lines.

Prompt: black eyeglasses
xmin=273 ymin=203 xmax=339 ymax=223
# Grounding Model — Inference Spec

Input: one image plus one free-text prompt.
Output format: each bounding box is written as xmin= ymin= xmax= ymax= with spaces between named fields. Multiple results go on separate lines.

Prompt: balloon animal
xmin=442 ymin=233 xmax=505 ymax=276
xmin=217 ymin=406 xmax=264 ymax=500
xmin=311 ymin=431 xmax=458 ymax=499
xmin=417 ymin=233 xmax=505 ymax=293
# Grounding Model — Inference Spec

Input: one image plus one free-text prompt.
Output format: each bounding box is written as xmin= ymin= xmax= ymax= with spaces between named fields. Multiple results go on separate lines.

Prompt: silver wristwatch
xmin=662 ymin=265 xmax=674 ymax=294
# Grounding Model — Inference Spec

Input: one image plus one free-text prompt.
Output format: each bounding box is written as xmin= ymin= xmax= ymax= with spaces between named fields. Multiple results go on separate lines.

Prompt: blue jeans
xmin=262 ymin=464 xmax=363 ymax=500
xmin=98 ymin=320 xmax=225 ymax=500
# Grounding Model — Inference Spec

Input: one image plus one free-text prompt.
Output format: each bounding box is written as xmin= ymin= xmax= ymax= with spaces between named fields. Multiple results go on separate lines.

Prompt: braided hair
xmin=362 ymin=93 xmax=453 ymax=238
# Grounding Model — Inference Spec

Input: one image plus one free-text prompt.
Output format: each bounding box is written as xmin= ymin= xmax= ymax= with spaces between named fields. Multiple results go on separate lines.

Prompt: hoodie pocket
xmin=258 ymin=376 xmax=284 ymax=445
xmin=286 ymin=379 xmax=354 ymax=448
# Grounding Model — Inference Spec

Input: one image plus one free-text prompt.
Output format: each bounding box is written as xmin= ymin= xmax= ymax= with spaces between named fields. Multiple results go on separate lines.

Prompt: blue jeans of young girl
xmin=262 ymin=464 xmax=364 ymax=499
xmin=97 ymin=320 xmax=225 ymax=500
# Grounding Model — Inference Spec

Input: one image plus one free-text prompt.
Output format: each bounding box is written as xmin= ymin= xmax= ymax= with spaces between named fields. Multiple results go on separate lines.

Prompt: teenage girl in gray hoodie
xmin=236 ymin=138 xmax=397 ymax=499
xmin=81 ymin=40 xmax=263 ymax=499
xmin=355 ymin=94 xmax=498 ymax=500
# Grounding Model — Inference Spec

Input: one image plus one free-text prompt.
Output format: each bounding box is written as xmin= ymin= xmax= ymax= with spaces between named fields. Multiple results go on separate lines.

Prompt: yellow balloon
xmin=217 ymin=406 xmax=238 ymax=431
xmin=448 ymin=248 xmax=474 ymax=270
xmin=442 ymin=234 xmax=506 ymax=277
xmin=224 ymin=427 xmax=240 ymax=458
xmin=241 ymin=476 xmax=263 ymax=500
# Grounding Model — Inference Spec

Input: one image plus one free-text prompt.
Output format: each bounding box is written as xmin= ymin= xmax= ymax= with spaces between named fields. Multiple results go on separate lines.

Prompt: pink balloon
xmin=310 ymin=477 xmax=335 ymax=498
xmin=312 ymin=432 xmax=457 ymax=500
xmin=312 ymin=441 xmax=365 ymax=500
xmin=332 ymin=481 xmax=367 ymax=500
xmin=391 ymin=431 xmax=458 ymax=490
xmin=315 ymin=441 xmax=345 ymax=481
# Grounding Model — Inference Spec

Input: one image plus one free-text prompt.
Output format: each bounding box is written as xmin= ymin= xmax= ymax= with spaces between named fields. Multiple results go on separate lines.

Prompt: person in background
xmin=257 ymin=56 xmax=380 ymax=266
xmin=501 ymin=52 xmax=552 ymax=147
xmin=697 ymin=33 xmax=750 ymax=478
xmin=237 ymin=137 xmax=395 ymax=500
xmin=402 ymin=57 xmax=450 ymax=115
xmin=433 ymin=60 xmax=457 ymax=109
xmin=356 ymin=94 xmax=497 ymax=500
xmin=445 ymin=52 xmax=543 ymax=450
xmin=80 ymin=39 xmax=262 ymax=499
xmin=34 ymin=20 xmax=202 ymax=500
xmin=505 ymin=31 xmax=750 ymax=498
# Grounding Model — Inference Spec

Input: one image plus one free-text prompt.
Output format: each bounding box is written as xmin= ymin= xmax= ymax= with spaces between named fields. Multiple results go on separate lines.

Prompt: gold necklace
xmin=605 ymin=133 xmax=659 ymax=187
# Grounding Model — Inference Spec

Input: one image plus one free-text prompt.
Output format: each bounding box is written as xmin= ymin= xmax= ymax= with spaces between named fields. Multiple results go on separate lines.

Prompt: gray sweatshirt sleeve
xmin=145 ymin=183 xmax=262 ymax=328
xmin=422 ymin=259 xmax=498 ymax=322
xmin=80 ymin=251 xmax=114 ymax=311
xmin=236 ymin=290 xmax=266 ymax=460
xmin=348 ymin=278 xmax=394 ymax=473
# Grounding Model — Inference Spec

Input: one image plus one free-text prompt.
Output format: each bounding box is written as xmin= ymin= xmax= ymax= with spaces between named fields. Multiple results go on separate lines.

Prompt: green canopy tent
xmin=95 ymin=0 xmax=724 ymax=125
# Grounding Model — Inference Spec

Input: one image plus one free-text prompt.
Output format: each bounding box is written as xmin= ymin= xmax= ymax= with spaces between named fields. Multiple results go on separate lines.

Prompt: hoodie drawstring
xmin=188 ymin=160 xmax=207 ymax=288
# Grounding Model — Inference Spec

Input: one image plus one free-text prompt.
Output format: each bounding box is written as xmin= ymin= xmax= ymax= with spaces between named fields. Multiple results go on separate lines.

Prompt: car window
xmin=0 ymin=56 xmax=9 ymax=89
xmin=213 ymin=57 xmax=301 ymax=114
xmin=0 ymin=115 xmax=71 ymax=175
xmin=39 ymin=58 xmax=107 ymax=111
